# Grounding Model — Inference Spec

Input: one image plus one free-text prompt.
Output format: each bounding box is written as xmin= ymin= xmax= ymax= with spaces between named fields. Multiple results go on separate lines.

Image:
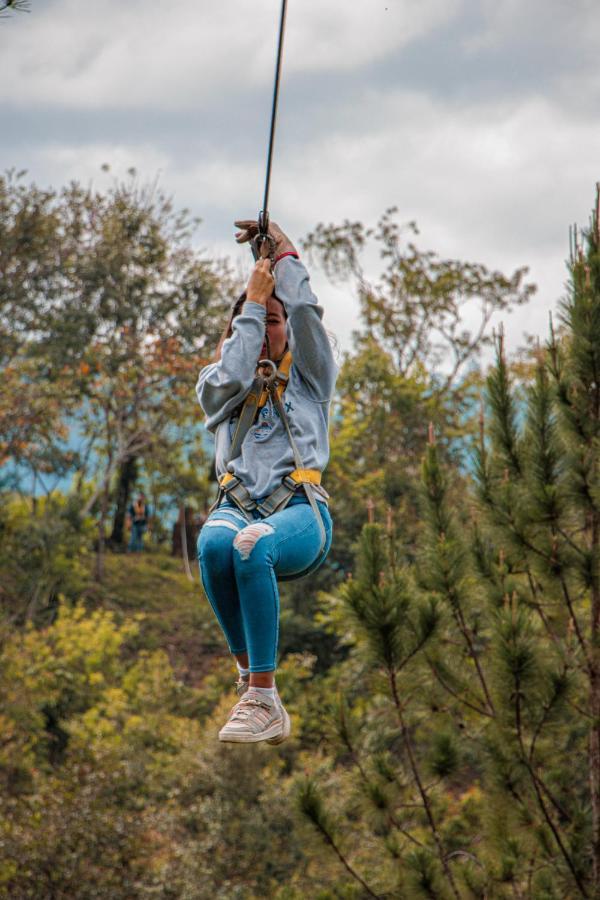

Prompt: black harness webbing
xmin=227 ymin=372 xmax=266 ymax=462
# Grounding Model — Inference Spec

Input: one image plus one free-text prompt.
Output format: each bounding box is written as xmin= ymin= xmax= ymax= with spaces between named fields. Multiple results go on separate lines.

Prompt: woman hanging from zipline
xmin=196 ymin=219 xmax=337 ymax=744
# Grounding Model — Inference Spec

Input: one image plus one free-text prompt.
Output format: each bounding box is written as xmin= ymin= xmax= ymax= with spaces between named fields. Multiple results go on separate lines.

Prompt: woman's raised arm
xmin=274 ymin=255 xmax=337 ymax=402
xmin=196 ymin=301 xmax=266 ymax=431
xmin=198 ymin=259 xmax=277 ymax=429
xmin=235 ymin=220 xmax=337 ymax=402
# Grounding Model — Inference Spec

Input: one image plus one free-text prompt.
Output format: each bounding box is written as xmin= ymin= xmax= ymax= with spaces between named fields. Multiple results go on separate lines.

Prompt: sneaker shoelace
xmin=230 ymin=695 xmax=272 ymax=722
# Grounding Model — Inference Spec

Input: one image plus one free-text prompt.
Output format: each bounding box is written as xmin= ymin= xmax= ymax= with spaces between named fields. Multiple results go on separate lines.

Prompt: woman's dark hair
xmin=212 ymin=292 xmax=247 ymax=362
xmin=212 ymin=291 xmax=287 ymax=362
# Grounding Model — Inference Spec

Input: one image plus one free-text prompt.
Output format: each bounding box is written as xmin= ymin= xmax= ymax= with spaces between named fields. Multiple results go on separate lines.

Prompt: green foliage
xmin=0 ymin=591 xmax=332 ymax=898
xmin=427 ymin=730 xmax=460 ymax=779
xmin=0 ymin=494 xmax=92 ymax=623
xmin=301 ymin=185 xmax=600 ymax=893
xmin=307 ymin=208 xmax=531 ymax=579
xmin=404 ymin=849 xmax=447 ymax=898
xmin=485 ymin=331 xmax=523 ymax=479
xmin=325 ymin=341 xmax=435 ymax=577
xmin=0 ymin=170 xmax=231 ymax=572
xmin=297 ymin=776 xmax=337 ymax=840
xmin=341 ymin=524 xmax=440 ymax=673
xmin=303 ymin=208 xmax=534 ymax=384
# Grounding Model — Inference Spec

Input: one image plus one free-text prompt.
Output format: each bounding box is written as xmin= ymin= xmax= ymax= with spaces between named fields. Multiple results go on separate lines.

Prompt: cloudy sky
xmin=2 ymin=0 xmax=599 ymax=357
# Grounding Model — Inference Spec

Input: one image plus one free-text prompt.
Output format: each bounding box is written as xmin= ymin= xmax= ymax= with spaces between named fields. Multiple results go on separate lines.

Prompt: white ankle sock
xmin=250 ymin=685 xmax=277 ymax=701
xmin=236 ymin=662 xmax=250 ymax=678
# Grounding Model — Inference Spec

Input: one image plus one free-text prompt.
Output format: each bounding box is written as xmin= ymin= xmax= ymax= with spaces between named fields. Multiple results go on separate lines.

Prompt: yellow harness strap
xmin=288 ymin=469 xmax=321 ymax=485
xmin=220 ymin=468 xmax=321 ymax=489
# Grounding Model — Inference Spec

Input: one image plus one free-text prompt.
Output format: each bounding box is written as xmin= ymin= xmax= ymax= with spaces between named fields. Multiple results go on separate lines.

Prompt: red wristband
xmin=274 ymin=251 xmax=299 ymax=264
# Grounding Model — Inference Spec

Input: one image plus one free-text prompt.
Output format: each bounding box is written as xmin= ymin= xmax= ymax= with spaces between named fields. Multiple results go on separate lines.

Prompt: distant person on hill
xmin=195 ymin=220 xmax=337 ymax=746
xmin=127 ymin=492 xmax=150 ymax=553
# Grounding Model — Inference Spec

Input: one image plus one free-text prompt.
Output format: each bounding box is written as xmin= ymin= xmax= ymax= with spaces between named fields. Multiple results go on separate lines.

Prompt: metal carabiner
xmin=257 ymin=358 xmax=278 ymax=385
xmin=250 ymin=210 xmax=277 ymax=264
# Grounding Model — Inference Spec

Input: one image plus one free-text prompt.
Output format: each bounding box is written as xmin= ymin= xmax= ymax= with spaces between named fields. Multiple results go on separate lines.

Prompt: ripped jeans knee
xmin=233 ymin=522 xmax=274 ymax=562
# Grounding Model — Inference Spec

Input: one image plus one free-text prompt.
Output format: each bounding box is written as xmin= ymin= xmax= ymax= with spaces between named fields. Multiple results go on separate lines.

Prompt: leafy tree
xmin=325 ymin=339 xmax=473 ymax=577
xmin=0 ymin=173 xmax=77 ymax=491
xmin=0 ymin=170 xmax=233 ymax=572
xmin=42 ymin=173 xmax=230 ymax=565
xmin=303 ymin=208 xmax=534 ymax=390
xmin=0 ymin=602 xmax=327 ymax=898
xmin=0 ymin=358 xmax=75 ymax=496
xmin=304 ymin=210 xmax=534 ymax=577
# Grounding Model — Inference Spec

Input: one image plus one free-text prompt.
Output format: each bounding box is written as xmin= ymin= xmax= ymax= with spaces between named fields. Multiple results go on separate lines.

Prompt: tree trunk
xmin=590 ymin=510 xmax=600 ymax=899
xmin=588 ymin=343 xmax=599 ymax=898
xmin=109 ymin=456 xmax=137 ymax=548
xmin=177 ymin=502 xmax=191 ymax=580
xmin=95 ymin=478 xmax=111 ymax=582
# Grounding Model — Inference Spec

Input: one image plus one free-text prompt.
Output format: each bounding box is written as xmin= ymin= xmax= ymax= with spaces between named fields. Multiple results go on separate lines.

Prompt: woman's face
xmin=261 ymin=296 xmax=287 ymax=361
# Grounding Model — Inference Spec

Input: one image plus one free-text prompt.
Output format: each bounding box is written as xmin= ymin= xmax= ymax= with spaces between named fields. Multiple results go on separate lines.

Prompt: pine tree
xmin=298 ymin=522 xmax=475 ymax=899
xmin=472 ymin=185 xmax=600 ymax=896
xmin=550 ymin=187 xmax=600 ymax=895
xmin=0 ymin=1 xmax=30 ymax=19
xmin=298 ymin=186 xmax=600 ymax=898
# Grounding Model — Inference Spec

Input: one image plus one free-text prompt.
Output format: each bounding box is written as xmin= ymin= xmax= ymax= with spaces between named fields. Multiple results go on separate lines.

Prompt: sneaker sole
xmin=266 ymin=706 xmax=291 ymax=745
xmin=218 ymin=717 xmax=286 ymax=744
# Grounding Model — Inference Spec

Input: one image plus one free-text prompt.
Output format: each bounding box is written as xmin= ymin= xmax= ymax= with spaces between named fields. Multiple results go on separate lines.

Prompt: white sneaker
xmin=267 ymin=694 xmax=291 ymax=746
xmin=219 ymin=690 xmax=291 ymax=744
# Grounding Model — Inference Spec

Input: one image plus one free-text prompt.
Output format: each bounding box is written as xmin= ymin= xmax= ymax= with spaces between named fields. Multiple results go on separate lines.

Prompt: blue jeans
xmin=128 ymin=522 xmax=146 ymax=552
xmin=197 ymin=494 xmax=333 ymax=672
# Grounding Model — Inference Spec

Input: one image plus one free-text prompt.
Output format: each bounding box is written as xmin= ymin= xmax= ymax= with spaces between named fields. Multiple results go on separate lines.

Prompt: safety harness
xmin=211 ymin=350 xmax=327 ymax=555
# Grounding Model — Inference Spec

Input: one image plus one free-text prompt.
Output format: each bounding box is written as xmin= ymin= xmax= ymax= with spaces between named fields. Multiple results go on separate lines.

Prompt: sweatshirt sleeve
xmin=196 ymin=301 xmax=266 ymax=431
xmin=274 ymin=256 xmax=338 ymax=401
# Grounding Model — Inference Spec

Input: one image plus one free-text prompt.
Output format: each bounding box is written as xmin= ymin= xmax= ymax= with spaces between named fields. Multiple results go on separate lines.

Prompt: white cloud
xmin=34 ymin=142 xmax=170 ymax=186
xmin=464 ymin=0 xmax=600 ymax=53
xmin=285 ymin=0 xmax=460 ymax=72
xmin=0 ymin=0 xmax=459 ymax=110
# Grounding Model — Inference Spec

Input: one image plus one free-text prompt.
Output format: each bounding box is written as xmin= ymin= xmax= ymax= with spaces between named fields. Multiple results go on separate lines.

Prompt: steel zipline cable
xmin=251 ymin=0 xmax=289 ymax=263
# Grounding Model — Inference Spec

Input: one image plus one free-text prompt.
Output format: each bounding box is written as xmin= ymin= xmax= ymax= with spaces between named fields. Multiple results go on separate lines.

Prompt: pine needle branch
xmin=487 ymin=327 xmax=524 ymax=478
xmin=421 ymin=440 xmax=496 ymax=715
xmin=387 ymin=667 xmax=462 ymax=900
xmin=0 ymin=0 xmax=31 ymax=18
xmin=297 ymin=779 xmax=383 ymax=899
xmin=555 ymin=526 xmax=587 ymax=559
xmin=335 ymin=699 xmax=425 ymax=851
xmin=425 ymin=653 xmax=492 ymax=717
xmin=512 ymin=671 xmax=589 ymax=896
xmin=558 ymin=577 xmax=591 ymax=676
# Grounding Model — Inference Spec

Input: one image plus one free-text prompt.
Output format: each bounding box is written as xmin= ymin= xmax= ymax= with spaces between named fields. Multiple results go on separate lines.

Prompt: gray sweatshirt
xmin=196 ymin=256 xmax=338 ymax=500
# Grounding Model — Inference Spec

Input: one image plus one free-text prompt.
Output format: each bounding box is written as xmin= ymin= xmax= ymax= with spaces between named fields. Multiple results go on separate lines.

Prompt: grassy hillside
xmin=82 ymin=552 xmax=223 ymax=685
